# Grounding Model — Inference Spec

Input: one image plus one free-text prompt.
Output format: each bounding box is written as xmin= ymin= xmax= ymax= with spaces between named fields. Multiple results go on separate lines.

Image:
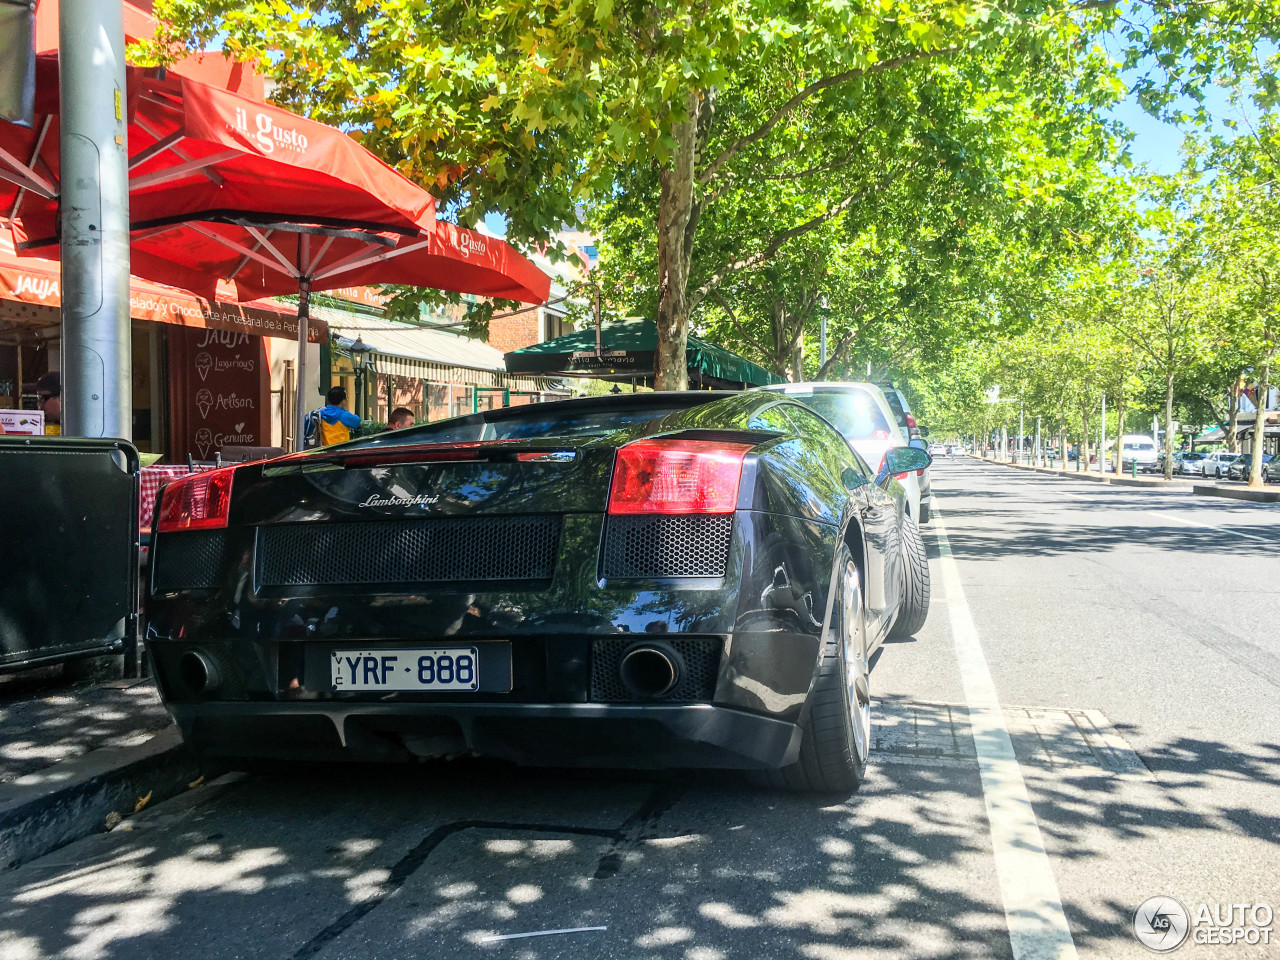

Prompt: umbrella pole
xmin=294 ymin=278 xmax=312 ymax=451
xmin=594 ymin=287 xmax=602 ymax=358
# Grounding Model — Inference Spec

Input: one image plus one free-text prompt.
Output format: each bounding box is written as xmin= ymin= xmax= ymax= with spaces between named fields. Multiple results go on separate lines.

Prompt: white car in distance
xmin=1119 ymin=434 xmax=1160 ymax=473
xmin=1198 ymin=450 xmax=1239 ymax=478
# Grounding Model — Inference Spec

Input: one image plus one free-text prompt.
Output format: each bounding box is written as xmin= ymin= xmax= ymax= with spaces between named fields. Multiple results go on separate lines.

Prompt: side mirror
xmin=880 ymin=445 xmax=933 ymax=480
xmin=841 ymin=467 xmax=869 ymax=490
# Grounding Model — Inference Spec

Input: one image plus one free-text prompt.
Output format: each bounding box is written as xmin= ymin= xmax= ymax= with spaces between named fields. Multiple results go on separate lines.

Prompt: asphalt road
xmin=2 ymin=458 xmax=1278 ymax=960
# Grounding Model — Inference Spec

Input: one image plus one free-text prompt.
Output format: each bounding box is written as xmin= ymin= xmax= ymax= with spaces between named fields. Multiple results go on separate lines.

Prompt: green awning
xmin=504 ymin=318 xmax=784 ymax=389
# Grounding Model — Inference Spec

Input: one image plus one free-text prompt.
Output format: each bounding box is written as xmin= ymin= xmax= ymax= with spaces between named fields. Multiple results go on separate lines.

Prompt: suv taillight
xmin=156 ymin=467 xmax=235 ymax=532
xmin=608 ymin=439 xmax=753 ymax=515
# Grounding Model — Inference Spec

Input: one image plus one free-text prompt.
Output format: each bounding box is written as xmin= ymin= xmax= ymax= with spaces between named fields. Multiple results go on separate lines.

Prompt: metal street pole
xmin=820 ymin=309 xmax=827 ymax=369
xmin=59 ymin=0 xmax=131 ymax=439
xmin=1035 ymin=415 xmax=1041 ymax=465
xmin=1099 ymin=392 xmax=1106 ymax=473
xmin=1018 ymin=401 xmax=1024 ymax=464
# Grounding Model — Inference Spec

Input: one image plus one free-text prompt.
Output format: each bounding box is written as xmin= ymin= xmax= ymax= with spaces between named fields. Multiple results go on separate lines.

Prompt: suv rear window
xmin=880 ymin=390 xmax=908 ymax=425
xmin=788 ymin=391 xmax=893 ymax=440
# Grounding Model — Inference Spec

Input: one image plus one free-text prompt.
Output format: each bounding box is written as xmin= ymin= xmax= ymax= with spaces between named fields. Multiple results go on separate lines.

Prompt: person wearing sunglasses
xmin=35 ymin=371 xmax=60 ymax=436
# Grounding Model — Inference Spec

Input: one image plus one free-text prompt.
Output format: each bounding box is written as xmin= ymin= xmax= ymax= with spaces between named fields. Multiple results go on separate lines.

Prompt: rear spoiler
xmin=262 ymin=440 xmax=577 ymax=475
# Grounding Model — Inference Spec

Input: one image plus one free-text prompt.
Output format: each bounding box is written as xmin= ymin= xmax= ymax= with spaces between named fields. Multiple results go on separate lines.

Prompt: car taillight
xmin=156 ymin=467 xmax=235 ymax=532
xmin=608 ymin=439 xmax=753 ymax=515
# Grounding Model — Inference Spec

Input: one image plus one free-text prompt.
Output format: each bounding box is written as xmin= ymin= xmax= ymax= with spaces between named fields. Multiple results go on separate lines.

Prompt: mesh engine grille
xmin=257 ymin=515 xmax=561 ymax=587
xmin=590 ymin=637 xmax=720 ymax=702
xmin=151 ymin=531 xmax=230 ymax=592
xmin=601 ymin=514 xmax=732 ymax=579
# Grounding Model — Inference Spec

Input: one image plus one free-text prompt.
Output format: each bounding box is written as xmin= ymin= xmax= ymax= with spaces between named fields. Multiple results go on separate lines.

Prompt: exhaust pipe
xmin=178 ymin=649 xmax=221 ymax=695
xmin=619 ymin=643 xmax=684 ymax=698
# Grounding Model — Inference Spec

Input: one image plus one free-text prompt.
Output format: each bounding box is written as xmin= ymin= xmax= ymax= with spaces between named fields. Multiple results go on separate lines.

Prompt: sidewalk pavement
xmin=972 ymin=456 xmax=1280 ymax=501
xmin=0 ymin=668 xmax=199 ymax=869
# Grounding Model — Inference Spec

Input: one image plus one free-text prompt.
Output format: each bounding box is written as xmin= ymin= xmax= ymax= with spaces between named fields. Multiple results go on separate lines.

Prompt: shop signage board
xmin=0 ymin=410 xmax=43 ymax=434
xmin=168 ymin=327 xmax=270 ymax=462
xmin=0 ymin=235 xmax=326 ymax=342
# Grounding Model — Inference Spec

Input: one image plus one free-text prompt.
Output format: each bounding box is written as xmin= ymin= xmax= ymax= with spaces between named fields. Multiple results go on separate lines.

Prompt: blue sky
xmin=1109 ymin=98 xmax=1189 ymax=174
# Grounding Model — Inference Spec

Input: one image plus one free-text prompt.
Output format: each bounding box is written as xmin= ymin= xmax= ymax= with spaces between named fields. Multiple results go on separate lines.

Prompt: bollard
xmin=1132 ymin=458 xmax=1137 ymax=479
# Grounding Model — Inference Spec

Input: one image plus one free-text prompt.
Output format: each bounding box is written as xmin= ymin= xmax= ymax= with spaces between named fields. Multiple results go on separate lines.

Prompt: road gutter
xmin=931 ymin=505 xmax=1080 ymax=960
xmin=0 ymin=727 xmax=198 ymax=869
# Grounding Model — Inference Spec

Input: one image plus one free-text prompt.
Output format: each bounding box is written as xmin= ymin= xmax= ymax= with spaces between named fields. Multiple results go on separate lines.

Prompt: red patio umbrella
xmin=3 ymin=69 xmax=437 ymax=263
xmin=122 ymin=215 xmax=551 ymax=450
xmin=4 ymin=67 xmax=548 ymax=449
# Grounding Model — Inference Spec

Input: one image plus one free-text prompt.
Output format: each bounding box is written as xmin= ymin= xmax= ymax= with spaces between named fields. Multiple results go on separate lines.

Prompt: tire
xmin=760 ymin=548 xmax=869 ymax=795
xmin=888 ymin=514 xmax=930 ymax=639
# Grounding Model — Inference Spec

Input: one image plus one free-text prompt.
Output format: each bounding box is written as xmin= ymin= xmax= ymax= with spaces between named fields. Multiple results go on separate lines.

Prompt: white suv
xmin=756 ymin=382 xmax=926 ymax=523
xmin=1119 ymin=434 xmax=1160 ymax=473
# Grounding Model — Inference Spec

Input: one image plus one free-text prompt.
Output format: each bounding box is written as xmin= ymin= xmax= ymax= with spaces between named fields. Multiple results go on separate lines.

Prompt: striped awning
xmin=319 ymin=310 xmax=556 ymax=393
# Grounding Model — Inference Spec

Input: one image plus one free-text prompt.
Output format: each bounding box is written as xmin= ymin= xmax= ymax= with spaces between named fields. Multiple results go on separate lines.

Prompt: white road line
xmin=1155 ymin=511 xmax=1278 ymax=543
xmin=931 ymin=505 xmax=1079 ymax=960
xmin=1030 ymin=487 xmax=1279 ymax=541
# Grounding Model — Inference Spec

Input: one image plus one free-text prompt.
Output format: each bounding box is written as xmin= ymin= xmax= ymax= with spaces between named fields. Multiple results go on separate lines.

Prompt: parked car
xmin=1198 ymin=450 xmax=1240 ymax=478
xmin=1227 ymin=453 xmax=1275 ymax=482
xmin=1170 ymin=451 xmax=1207 ymax=475
xmin=877 ymin=382 xmax=933 ymax=523
xmin=1213 ymin=452 xmax=1246 ymax=478
xmin=758 ymin=382 xmax=928 ymax=526
xmin=928 ymin=442 xmax=948 ymax=458
xmin=948 ymin=444 xmax=965 ymax=456
xmin=1120 ymin=434 xmax=1160 ymax=473
xmin=145 ymin=391 xmax=933 ymax=795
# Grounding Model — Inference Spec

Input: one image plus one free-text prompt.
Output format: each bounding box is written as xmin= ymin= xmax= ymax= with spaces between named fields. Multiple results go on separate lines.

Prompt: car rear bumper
xmin=169 ymin=700 xmax=803 ymax=771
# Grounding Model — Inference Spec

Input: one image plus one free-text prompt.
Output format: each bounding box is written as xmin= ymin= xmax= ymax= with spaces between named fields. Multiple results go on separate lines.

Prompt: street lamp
xmin=348 ymin=338 xmax=376 ymax=420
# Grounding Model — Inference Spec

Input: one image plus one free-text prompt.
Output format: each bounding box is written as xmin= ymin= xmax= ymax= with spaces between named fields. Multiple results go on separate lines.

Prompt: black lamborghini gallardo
xmin=145 ymin=391 xmax=931 ymax=793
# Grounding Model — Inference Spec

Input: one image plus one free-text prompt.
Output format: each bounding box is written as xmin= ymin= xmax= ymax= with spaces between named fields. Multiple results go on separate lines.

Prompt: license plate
xmin=330 ymin=647 xmax=480 ymax=692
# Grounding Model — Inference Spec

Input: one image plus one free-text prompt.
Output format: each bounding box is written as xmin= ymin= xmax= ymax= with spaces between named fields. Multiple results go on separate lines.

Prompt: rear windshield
xmin=787 ymin=391 xmax=893 ymax=440
xmin=880 ymin=390 xmax=908 ymax=425
xmin=340 ymin=402 xmax=695 ymax=449
xmin=1123 ymin=442 xmax=1156 ymax=451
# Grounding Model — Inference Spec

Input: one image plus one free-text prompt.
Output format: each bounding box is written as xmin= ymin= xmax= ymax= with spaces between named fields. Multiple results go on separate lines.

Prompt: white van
xmin=1120 ymin=434 xmax=1159 ymax=472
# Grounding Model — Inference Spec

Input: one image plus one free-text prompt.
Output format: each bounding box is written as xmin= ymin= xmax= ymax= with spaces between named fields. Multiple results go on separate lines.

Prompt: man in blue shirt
xmin=316 ymin=386 xmax=362 ymax=446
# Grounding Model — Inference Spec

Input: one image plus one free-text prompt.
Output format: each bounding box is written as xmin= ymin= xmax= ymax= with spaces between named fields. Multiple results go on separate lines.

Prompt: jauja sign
xmin=170 ymin=327 xmax=269 ymax=461
xmin=1 ymin=236 xmax=326 ymax=342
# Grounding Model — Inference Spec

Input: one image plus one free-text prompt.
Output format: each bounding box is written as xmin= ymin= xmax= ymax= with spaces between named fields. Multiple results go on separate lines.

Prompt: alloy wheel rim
xmin=841 ymin=562 xmax=871 ymax=763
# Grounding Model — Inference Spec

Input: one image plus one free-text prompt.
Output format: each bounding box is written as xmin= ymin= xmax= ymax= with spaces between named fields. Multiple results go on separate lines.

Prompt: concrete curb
xmin=977 ymin=458 xmax=1196 ymax=489
xmin=1108 ymin=477 xmax=1193 ymax=489
xmin=0 ymin=726 xmax=198 ymax=869
xmin=1192 ymin=484 xmax=1280 ymax=503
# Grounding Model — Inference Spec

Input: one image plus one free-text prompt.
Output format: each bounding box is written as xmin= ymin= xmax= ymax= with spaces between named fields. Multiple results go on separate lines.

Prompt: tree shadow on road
xmin=2 ymin=720 xmax=1279 ymax=960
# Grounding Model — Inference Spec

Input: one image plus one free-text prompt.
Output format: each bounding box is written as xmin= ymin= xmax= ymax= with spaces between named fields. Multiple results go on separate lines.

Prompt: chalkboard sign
xmin=168 ymin=327 xmax=270 ymax=462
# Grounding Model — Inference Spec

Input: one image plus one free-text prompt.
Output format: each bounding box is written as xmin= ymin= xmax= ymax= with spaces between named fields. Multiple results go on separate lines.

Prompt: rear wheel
xmin=762 ymin=548 xmax=869 ymax=795
xmin=888 ymin=514 xmax=930 ymax=639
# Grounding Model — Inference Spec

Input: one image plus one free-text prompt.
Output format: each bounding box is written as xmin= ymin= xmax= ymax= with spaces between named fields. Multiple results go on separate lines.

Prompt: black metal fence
xmin=0 ymin=437 xmax=139 ymax=674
